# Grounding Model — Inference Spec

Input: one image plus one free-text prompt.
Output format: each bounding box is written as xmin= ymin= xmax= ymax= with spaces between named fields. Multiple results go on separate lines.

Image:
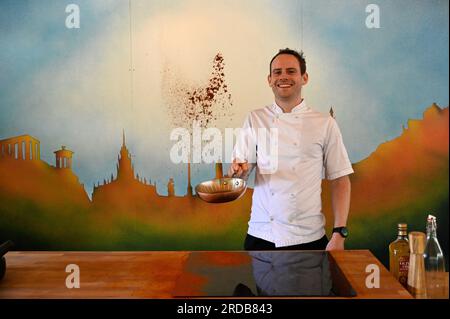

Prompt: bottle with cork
xmin=424 ymin=214 xmax=446 ymax=298
xmin=389 ymin=223 xmax=410 ymax=288
xmin=424 ymin=214 xmax=445 ymax=272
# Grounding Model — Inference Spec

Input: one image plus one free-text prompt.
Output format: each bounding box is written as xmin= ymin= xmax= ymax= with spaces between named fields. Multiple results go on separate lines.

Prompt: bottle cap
xmin=397 ymin=223 xmax=408 ymax=235
xmin=427 ymin=214 xmax=436 ymax=221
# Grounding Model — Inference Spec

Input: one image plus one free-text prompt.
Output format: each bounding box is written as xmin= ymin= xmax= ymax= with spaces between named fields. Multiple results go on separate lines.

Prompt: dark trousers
xmin=244 ymin=233 xmax=328 ymax=251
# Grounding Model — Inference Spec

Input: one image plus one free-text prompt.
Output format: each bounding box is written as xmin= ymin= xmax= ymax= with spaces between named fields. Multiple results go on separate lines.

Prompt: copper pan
xmin=195 ymin=175 xmax=247 ymax=203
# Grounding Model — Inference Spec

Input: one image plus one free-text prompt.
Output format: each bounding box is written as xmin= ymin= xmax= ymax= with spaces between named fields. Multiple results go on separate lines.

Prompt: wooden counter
xmin=0 ymin=250 xmax=441 ymax=299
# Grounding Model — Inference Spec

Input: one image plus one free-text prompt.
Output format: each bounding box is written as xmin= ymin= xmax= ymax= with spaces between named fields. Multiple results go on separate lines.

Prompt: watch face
xmin=341 ymin=228 xmax=349 ymax=237
xmin=334 ymin=227 xmax=348 ymax=238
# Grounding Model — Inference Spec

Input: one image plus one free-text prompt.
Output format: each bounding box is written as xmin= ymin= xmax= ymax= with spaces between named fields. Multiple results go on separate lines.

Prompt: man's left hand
xmin=325 ymin=233 xmax=345 ymax=251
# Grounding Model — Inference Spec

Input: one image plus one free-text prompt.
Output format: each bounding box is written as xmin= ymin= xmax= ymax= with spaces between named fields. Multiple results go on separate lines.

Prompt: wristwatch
xmin=332 ymin=227 xmax=349 ymax=238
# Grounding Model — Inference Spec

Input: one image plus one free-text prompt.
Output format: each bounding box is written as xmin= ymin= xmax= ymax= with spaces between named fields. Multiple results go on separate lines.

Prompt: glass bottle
xmin=424 ymin=215 xmax=445 ymax=271
xmin=424 ymin=215 xmax=446 ymax=298
xmin=389 ymin=223 xmax=410 ymax=288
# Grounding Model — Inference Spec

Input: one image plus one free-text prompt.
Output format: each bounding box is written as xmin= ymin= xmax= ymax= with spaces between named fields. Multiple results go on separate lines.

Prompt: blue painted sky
xmin=0 ymin=0 xmax=448 ymax=197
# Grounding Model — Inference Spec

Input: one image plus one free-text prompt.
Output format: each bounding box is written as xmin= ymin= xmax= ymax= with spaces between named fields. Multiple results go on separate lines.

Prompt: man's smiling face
xmin=268 ymin=54 xmax=308 ymax=102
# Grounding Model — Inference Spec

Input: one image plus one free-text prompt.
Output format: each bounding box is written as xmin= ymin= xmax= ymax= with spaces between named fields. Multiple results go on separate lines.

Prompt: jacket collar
xmin=271 ymin=99 xmax=309 ymax=114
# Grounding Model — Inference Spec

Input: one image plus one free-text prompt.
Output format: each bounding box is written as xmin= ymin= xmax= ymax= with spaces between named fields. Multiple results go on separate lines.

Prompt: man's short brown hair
xmin=270 ymin=48 xmax=306 ymax=75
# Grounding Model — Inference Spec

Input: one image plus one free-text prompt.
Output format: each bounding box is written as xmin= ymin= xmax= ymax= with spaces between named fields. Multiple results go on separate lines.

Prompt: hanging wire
xmin=300 ymin=0 xmax=304 ymax=49
xmin=128 ymin=0 xmax=134 ymax=110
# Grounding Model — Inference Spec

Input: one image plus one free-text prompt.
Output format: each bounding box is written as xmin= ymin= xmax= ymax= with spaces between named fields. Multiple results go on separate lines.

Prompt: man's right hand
xmin=228 ymin=160 xmax=249 ymax=178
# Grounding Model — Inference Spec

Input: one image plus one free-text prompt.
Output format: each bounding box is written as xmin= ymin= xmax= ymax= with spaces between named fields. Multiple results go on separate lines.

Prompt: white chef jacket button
xmin=270 ymin=217 xmax=274 ymax=221
xmin=290 ymin=193 xmax=295 ymax=197
xmin=292 ymin=167 xmax=296 ymax=171
xmin=294 ymin=142 xmax=298 ymax=146
xmin=271 ymin=192 xmax=275 ymax=196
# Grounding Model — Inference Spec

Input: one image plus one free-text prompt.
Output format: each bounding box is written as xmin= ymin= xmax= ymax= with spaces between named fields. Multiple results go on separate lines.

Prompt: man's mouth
xmin=276 ymin=82 xmax=294 ymax=88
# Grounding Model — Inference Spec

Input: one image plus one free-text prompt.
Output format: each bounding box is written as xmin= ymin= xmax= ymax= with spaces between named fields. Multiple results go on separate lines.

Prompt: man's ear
xmin=302 ymin=72 xmax=309 ymax=85
xmin=267 ymin=74 xmax=273 ymax=87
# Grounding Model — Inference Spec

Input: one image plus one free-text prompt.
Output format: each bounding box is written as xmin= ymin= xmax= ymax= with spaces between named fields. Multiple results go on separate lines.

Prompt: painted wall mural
xmin=0 ymin=0 xmax=448 ymax=269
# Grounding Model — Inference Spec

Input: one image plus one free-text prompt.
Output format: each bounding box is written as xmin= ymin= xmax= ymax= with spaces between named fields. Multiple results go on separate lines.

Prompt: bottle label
xmin=399 ymin=256 xmax=409 ymax=273
xmin=398 ymin=256 xmax=409 ymax=287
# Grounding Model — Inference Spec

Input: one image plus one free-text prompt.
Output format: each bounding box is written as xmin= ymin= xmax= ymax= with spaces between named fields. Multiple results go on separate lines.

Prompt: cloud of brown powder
xmin=163 ymin=52 xmax=234 ymax=131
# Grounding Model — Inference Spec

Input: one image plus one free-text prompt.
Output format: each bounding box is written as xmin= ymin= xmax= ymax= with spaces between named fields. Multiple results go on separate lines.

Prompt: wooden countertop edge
xmin=1 ymin=250 xmax=418 ymax=299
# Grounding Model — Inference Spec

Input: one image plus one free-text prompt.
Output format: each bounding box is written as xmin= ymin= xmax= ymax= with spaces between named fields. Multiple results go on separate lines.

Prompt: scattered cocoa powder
xmin=164 ymin=53 xmax=234 ymax=130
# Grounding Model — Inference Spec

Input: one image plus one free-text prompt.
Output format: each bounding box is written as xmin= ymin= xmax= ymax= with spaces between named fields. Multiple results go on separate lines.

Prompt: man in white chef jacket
xmin=230 ymin=48 xmax=353 ymax=251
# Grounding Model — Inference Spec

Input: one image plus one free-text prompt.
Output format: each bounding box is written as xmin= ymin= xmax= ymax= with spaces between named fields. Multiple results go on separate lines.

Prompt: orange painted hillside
xmin=0 ymin=158 xmax=90 ymax=208
xmin=322 ymin=103 xmax=449 ymax=221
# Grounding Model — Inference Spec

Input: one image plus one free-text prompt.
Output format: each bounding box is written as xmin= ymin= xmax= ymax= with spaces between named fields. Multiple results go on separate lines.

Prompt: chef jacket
xmin=232 ymin=100 xmax=354 ymax=247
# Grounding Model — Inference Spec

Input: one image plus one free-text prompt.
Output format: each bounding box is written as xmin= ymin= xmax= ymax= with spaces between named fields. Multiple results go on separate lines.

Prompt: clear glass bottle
xmin=424 ymin=215 xmax=445 ymax=271
xmin=424 ymin=215 xmax=446 ymax=298
xmin=389 ymin=223 xmax=410 ymax=288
